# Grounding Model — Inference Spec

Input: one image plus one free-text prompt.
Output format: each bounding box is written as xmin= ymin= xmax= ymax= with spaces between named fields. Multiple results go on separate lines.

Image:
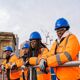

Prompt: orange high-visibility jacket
xmin=16 ymin=58 xmax=28 ymax=80
xmin=29 ymin=48 xmax=51 ymax=80
xmin=2 ymin=54 xmax=21 ymax=80
xmin=78 ymin=45 xmax=80 ymax=79
xmin=43 ymin=34 xmax=79 ymax=80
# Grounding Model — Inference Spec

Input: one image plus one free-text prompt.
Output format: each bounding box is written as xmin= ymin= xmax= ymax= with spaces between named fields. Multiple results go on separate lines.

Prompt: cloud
xmin=0 ymin=0 xmax=80 ymax=45
xmin=0 ymin=9 xmax=10 ymax=30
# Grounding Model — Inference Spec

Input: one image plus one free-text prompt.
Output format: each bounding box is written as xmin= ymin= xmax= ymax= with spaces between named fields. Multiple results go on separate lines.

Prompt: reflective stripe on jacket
xmin=2 ymin=54 xmax=21 ymax=80
xmin=29 ymin=48 xmax=51 ymax=80
xmin=16 ymin=58 xmax=28 ymax=80
xmin=44 ymin=34 xmax=79 ymax=80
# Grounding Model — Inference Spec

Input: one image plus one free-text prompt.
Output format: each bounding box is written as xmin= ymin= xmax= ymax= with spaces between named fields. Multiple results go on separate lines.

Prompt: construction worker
xmin=1 ymin=46 xmax=20 ymax=80
xmin=79 ymin=45 xmax=80 ymax=74
xmin=18 ymin=42 xmax=30 ymax=80
xmin=38 ymin=18 xmax=80 ymax=80
xmin=28 ymin=31 xmax=51 ymax=80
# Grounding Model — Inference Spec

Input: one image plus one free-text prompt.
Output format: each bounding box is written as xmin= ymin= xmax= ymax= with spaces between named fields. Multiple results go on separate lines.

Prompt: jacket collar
xmin=10 ymin=52 xmax=15 ymax=56
xmin=57 ymin=30 xmax=71 ymax=43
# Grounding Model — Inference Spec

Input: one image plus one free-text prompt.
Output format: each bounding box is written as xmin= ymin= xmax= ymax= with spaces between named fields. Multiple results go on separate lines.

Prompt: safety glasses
xmin=55 ymin=28 xmax=66 ymax=32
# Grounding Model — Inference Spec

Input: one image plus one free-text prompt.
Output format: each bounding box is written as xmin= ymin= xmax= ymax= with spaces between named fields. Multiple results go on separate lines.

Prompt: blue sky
xmin=0 ymin=0 xmax=80 ymax=47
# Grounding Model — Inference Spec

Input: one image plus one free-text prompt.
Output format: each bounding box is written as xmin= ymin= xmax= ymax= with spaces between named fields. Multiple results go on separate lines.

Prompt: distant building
xmin=0 ymin=32 xmax=19 ymax=64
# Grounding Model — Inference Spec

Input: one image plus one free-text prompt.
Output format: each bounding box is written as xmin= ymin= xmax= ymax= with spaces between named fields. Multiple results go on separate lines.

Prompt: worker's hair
xmin=29 ymin=40 xmax=48 ymax=57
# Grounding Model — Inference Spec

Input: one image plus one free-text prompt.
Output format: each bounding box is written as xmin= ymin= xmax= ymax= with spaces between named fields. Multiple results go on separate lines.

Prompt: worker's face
xmin=4 ymin=51 xmax=11 ymax=55
xmin=56 ymin=28 xmax=66 ymax=39
xmin=30 ymin=40 xmax=37 ymax=49
xmin=4 ymin=51 xmax=11 ymax=58
xmin=22 ymin=48 xmax=29 ymax=54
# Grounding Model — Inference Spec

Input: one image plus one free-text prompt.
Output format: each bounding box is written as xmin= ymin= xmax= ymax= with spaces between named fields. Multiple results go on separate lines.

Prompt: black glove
xmin=39 ymin=59 xmax=48 ymax=73
xmin=11 ymin=64 xmax=17 ymax=70
xmin=6 ymin=55 xmax=10 ymax=62
xmin=42 ymin=61 xmax=48 ymax=73
xmin=24 ymin=60 xmax=30 ymax=67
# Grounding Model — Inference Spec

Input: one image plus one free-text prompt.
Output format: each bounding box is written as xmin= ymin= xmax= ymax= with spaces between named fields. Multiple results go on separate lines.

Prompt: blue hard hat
xmin=3 ymin=46 xmax=13 ymax=52
xmin=22 ymin=43 xmax=30 ymax=49
xmin=29 ymin=31 xmax=41 ymax=40
xmin=55 ymin=18 xmax=70 ymax=30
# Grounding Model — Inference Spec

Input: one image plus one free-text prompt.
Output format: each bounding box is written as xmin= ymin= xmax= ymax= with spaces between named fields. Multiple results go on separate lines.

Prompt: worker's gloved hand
xmin=39 ymin=59 xmax=47 ymax=73
xmin=21 ymin=65 xmax=25 ymax=70
xmin=11 ymin=63 xmax=17 ymax=70
xmin=24 ymin=60 xmax=30 ymax=67
xmin=1 ymin=65 xmax=5 ymax=71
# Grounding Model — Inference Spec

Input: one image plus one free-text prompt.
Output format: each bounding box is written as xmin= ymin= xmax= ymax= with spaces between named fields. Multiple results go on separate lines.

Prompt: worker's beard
xmin=6 ymin=54 xmax=10 ymax=61
xmin=57 ymin=30 xmax=66 ymax=39
xmin=56 ymin=28 xmax=67 ymax=39
xmin=57 ymin=32 xmax=64 ymax=39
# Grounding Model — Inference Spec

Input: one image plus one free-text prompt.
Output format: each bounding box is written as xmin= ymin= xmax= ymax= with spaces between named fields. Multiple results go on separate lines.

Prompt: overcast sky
xmin=0 ymin=0 xmax=80 ymax=47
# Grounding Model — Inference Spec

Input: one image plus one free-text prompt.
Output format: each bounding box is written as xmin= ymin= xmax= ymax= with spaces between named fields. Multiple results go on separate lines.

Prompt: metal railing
xmin=1 ymin=60 xmax=80 ymax=80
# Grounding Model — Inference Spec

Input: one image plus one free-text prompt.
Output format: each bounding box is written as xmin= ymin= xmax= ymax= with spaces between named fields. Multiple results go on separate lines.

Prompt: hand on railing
xmin=24 ymin=60 xmax=30 ymax=67
xmin=10 ymin=63 xmax=18 ymax=70
xmin=21 ymin=65 xmax=26 ymax=70
xmin=1 ymin=65 xmax=5 ymax=71
xmin=39 ymin=59 xmax=48 ymax=73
